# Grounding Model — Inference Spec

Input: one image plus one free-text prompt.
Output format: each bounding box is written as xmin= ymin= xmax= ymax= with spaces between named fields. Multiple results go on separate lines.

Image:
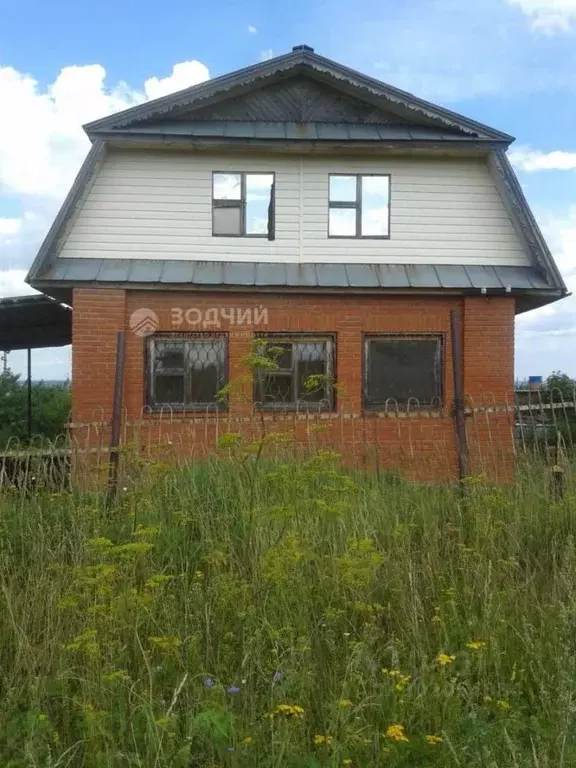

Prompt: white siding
xmin=58 ymin=149 xmax=531 ymax=267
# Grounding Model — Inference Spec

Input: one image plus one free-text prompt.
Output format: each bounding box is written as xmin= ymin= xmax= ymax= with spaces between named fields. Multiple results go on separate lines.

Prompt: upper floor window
xmin=146 ymin=333 xmax=227 ymax=411
xmin=329 ymin=174 xmax=390 ymax=238
xmin=212 ymin=172 xmax=275 ymax=239
xmin=363 ymin=334 xmax=443 ymax=410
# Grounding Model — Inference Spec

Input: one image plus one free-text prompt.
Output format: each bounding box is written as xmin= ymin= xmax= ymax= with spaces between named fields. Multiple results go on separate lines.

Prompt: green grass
xmin=1 ymin=449 xmax=576 ymax=767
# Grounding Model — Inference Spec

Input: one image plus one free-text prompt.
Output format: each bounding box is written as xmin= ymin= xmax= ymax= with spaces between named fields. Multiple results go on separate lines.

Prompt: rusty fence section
xmin=1 ymin=389 xmax=575 ymax=492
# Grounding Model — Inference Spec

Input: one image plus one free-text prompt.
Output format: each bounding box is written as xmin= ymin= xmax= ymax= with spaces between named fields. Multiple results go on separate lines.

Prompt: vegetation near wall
xmin=1 ymin=443 xmax=576 ymax=766
xmin=0 ymin=371 xmax=70 ymax=448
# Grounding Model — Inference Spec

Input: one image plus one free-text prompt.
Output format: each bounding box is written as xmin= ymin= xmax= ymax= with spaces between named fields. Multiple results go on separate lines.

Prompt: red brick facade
xmin=72 ymin=288 xmax=515 ymax=482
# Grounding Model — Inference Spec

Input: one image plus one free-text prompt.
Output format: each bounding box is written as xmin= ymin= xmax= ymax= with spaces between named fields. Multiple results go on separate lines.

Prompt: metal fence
xmin=1 ymin=388 xmax=575 ymax=493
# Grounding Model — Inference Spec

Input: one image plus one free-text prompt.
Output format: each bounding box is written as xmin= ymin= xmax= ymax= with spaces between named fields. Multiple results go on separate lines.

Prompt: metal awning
xmin=0 ymin=294 xmax=72 ymax=352
xmin=0 ymin=294 xmax=72 ymax=440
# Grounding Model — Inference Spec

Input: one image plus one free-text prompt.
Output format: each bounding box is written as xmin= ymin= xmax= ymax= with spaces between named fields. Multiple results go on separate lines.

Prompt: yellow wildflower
xmin=266 ymin=703 xmax=305 ymax=719
xmin=496 ymin=699 xmax=510 ymax=711
xmin=313 ymin=734 xmax=333 ymax=746
xmin=242 ymin=736 xmax=253 ymax=745
xmin=425 ymin=734 xmax=443 ymax=745
xmin=436 ymin=653 xmax=456 ymax=666
xmin=381 ymin=668 xmax=411 ymax=691
xmin=339 ymin=699 xmax=353 ymax=708
xmin=343 ymin=761 xmax=353 ymax=766
xmin=384 ymin=724 xmax=409 ymax=743
xmin=466 ymin=640 xmax=487 ymax=651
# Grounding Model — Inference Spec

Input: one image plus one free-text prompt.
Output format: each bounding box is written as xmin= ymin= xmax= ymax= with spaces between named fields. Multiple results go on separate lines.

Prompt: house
xmin=26 ymin=45 xmax=567 ymax=481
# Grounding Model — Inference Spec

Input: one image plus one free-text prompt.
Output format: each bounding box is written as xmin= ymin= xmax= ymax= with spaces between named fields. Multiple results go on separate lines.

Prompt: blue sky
xmin=1 ymin=0 xmax=576 ymax=380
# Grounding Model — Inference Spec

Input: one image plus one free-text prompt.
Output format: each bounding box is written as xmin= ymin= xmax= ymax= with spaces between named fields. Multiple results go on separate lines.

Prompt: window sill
xmin=211 ymin=233 xmax=273 ymax=239
xmin=144 ymin=405 xmax=227 ymax=415
xmin=254 ymin=403 xmax=335 ymax=413
xmin=328 ymin=234 xmax=391 ymax=240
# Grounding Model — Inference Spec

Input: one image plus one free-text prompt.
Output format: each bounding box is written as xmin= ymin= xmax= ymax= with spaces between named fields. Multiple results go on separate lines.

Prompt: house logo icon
xmin=129 ymin=308 xmax=159 ymax=337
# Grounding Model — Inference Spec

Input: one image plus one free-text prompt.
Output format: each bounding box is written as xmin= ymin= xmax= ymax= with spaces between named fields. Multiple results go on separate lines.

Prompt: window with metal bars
xmin=212 ymin=172 xmax=275 ymax=239
xmin=363 ymin=334 xmax=443 ymax=409
xmin=146 ymin=334 xmax=228 ymax=411
xmin=328 ymin=174 xmax=390 ymax=238
xmin=254 ymin=335 xmax=335 ymax=410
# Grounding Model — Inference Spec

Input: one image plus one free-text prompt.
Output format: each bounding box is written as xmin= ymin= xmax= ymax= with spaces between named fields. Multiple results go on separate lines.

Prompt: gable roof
xmin=26 ymin=46 xmax=567 ymax=309
xmin=84 ymin=46 xmax=513 ymax=144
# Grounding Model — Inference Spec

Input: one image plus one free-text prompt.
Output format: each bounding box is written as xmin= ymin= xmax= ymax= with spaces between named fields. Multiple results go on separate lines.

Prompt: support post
xmin=27 ymin=347 xmax=32 ymax=442
xmin=107 ymin=331 xmax=126 ymax=507
xmin=450 ymin=309 xmax=469 ymax=491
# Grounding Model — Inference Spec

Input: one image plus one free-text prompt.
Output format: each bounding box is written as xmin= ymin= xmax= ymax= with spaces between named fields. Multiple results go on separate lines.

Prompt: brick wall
xmin=72 ymin=288 xmax=516 ymax=482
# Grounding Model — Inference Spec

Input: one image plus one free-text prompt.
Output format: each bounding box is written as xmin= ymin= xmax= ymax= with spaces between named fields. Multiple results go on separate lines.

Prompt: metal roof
xmin=116 ymin=121 xmax=471 ymax=142
xmin=31 ymin=260 xmax=562 ymax=313
xmin=0 ymin=294 xmax=72 ymax=352
xmin=84 ymin=47 xmax=514 ymax=143
xmin=24 ymin=46 xmax=566 ymax=304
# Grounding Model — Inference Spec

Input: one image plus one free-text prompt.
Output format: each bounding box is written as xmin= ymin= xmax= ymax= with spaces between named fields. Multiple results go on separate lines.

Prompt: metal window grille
xmin=146 ymin=334 xmax=228 ymax=411
xmin=328 ymin=173 xmax=391 ymax=238
xmin=212 ymin=172 xmax=275 ymax=239
xmin=363 ymin=334 xmax=443 ymax=409
xmin=254 ymin=335 xmax=335 ymax=410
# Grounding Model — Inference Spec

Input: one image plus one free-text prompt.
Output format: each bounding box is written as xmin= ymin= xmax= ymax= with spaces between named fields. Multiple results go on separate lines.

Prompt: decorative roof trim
xmin=84 ymin=50 xmax=513 ymax=143
xmin=488 ymin=150 xmax=567 ymax=293
xmin=26 ymin=140 xmax=107 ymax=283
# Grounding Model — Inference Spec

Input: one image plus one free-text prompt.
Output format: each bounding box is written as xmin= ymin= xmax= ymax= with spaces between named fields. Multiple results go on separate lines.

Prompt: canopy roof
xmin=0 ymin=294 xmax=72 ymax=352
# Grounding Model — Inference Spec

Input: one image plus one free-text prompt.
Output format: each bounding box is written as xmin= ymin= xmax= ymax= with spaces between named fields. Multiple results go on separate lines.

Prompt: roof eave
xmin=87 ymin=132 xmax=511 ymax=152
xmin=488 ymin=150 xmax=568 ymax=294
xmin=26 ymin=140 xmax=106 ymax=285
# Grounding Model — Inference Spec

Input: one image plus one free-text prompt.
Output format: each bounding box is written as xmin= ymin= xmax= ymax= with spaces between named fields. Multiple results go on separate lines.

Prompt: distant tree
xmin=545 ymin=371 xmax=576 ymax=403
xmin=0 ymin=370 xmax=71 ymax=448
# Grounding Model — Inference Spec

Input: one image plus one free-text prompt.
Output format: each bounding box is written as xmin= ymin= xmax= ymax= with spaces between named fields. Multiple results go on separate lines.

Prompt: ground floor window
xmin=254 ymin=334 xmax=335 ymax=410
xmin=363 ymin=334 xmax=443 ymax=409
xmin=146 ymin=333 xmax=227 ymax=410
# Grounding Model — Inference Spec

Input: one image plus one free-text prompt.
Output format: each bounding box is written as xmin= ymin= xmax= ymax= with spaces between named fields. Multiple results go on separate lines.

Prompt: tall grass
xmin=1 ymin=449 xmax=576 ymax=767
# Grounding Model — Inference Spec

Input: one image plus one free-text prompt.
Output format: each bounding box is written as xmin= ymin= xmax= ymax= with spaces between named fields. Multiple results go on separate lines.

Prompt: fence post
xmin=450 ymin=309 xmax=469 ymax=491
xmin=107 ymin=331 xmax=126 ymax=507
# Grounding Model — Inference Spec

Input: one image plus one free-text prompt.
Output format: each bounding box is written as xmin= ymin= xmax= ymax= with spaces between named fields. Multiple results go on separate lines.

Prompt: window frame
xmin=212 ymin=171 xmax=276 ymax=240
xmin=253 ymin=333 xmax=336 ymax=412
xmin=145 ymin=332 xmax=229 ymax=413
xmin=362 ymin=333 xmax=444 ymax=411
xmin=328 ymin=173 xmax=391 ymax=239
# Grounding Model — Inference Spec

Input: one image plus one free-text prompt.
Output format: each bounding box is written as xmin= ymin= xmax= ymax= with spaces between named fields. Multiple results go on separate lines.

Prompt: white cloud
xmin=248 ymin=24 xmax=258 ymax=34
xmin=0 ymin=218 xmax=23 ymax=237
xmin=509 ymin=145 xmax=576 ymax=171
xmin=143 ymin=61 xmax=209 ymax=100
xmin=507 ymin=0 xmax=576 ymax=33
xmin=0 ymin=57 xmax=210 ymax=280
xmin=0 ymin=269 xmax=37 ymax=297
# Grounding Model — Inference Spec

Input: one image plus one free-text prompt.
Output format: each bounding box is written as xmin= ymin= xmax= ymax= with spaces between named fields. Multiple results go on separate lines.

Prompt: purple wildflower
xmin=273 ymin=671 xmax=282 ymax=683
xmin=203 ymin=678 xmax=214 ymax=688
xmin=226 ymin=685 xmax=241 ymax=695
